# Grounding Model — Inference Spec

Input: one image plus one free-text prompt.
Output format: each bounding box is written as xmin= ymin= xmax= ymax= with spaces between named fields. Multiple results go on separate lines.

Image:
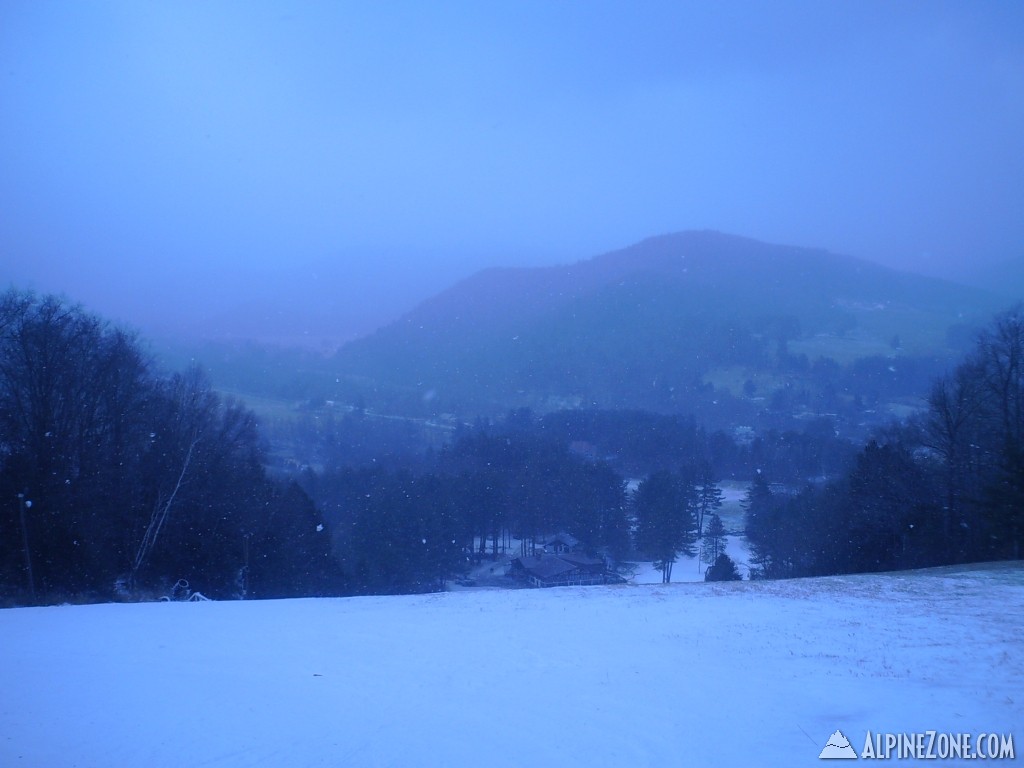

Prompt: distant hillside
xmin=959 ymin=253 xmax=1024 ymax=301
xmin=331 ymin=231 xmax=1003 ymax=418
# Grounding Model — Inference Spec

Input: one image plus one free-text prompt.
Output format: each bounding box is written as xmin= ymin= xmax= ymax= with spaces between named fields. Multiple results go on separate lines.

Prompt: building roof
xmin=542 ymin=532 xmax=580 ymax=550
xmin=556 ymin=552 xmax=605 ymax=570
xmin=512 ymin=552 xmax=605 ymax=581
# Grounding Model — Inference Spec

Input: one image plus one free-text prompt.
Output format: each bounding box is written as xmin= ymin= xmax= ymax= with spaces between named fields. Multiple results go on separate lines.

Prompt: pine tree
xmin=693 ymin=463 xmax=724 ymax=537
xmin=701 ymin=512 xmax=728 ymax=567
xmin=634 ymin=470 xmax=697 ymax=583
xmin=705 ymin=552 xmax=742 ymax=581
xmin=743 ymin=472 xmax=777 ymax=578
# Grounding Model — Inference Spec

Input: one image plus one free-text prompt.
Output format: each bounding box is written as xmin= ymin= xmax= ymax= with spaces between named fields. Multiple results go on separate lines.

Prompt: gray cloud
xmin=2 ymin=1 xmax=1022 ymax=342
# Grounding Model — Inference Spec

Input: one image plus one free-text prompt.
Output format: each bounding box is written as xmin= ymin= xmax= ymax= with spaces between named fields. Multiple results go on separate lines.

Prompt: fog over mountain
xmin=331 ymin=230 xmax=1002 ymax=418
xmin=2 ymin=2 xmax=1023 ymax=346
xmin=6 ymin=15 xmax=1024 ymax=766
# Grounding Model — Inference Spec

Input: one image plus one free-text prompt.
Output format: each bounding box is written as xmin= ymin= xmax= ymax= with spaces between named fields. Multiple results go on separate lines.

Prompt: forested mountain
xmin=331 ymin=231 xmax=1002 ymax=419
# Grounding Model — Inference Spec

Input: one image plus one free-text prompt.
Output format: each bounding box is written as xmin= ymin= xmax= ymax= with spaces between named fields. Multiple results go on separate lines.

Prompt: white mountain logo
xmin=819 ymin=729 xmax=858 ymax=759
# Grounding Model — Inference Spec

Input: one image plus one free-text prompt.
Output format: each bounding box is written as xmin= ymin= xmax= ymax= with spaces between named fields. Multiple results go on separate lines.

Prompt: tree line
xmin=0 ymin=290 xmax=338 ymax=604
xmin=0 ymin=290 xmax=754 ymax=602
xmin=0 ymin=291 xmax=734 ymax=602
xmin=302 ymin=427 xmax=632 ymax=594
xmin=5 ymin=288 xmax=1018 ymax=604
xmin=745 ymin=307 xmax=1024 ymax=577
xmin=265 ymin=307 xmax=1024 ymax=590
xmin=302 ymin=419 xmax=748 ymax=593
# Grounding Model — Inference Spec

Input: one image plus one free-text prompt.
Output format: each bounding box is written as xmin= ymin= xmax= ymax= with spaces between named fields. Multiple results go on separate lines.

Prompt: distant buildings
xmin=509 ymin=551 xmax=619 ymax=589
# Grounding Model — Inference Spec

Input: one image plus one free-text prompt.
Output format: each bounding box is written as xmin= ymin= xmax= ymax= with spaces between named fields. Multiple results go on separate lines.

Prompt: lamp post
xmin=17 ymin=492 xmax=35 ymax=601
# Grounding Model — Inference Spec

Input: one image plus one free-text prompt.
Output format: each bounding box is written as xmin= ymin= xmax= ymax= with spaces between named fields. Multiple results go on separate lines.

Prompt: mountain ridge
xmin=377 ymin=230 xmax=991 ymax=330
xmin=331 ymin=231 xmax=1004 ymax=418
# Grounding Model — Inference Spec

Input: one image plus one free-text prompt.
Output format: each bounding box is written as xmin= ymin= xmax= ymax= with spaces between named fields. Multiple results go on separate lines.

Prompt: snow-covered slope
xmin=2 ymin=563 xmax=1021 ymax=767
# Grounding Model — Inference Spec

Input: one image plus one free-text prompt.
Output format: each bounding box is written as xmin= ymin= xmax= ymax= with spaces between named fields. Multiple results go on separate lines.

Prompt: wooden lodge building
xmin=509 ymin=552 xmax=615 ymax=588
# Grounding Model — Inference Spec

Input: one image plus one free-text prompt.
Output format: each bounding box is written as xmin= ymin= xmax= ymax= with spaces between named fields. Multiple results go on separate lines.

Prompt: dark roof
xmin=543 ymin=532 xmax=580 ymax=549
xmin=557 ymin=552 xmax=604 ymax=570
xmin=512 ymin=553 xmax=605 ymax=581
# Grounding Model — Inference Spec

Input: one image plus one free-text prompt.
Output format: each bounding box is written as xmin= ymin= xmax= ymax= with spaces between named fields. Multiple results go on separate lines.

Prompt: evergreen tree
xmin=247 ymin=482 xmax=340 ymax=599
xmin=634 ymin=469 xmax=697 ymax=583
xmin=742 ymin=472 xmax=777 ymax=578
xmin=705 ymin=552 xmax=742 ymax=581
xmin=845 ymin=439 xmax=937 ymax=572
xmin=692 ymin=462 xmax=724 ymax=537
xmin=701 ymin=512 xmax=728 ymax=567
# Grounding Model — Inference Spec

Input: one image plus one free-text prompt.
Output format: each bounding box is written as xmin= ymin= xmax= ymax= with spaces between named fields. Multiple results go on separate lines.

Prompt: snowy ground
xmin=2 ymin=562 xmax=1021 ymax=767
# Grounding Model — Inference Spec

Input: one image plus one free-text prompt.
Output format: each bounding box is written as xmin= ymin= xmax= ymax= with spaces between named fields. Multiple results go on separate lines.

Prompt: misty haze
xmin=1 ymin=3 xmax=1022 ymax=767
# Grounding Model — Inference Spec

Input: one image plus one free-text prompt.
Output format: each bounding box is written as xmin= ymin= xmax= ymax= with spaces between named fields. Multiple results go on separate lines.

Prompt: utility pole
xmin=17 ymin=492 xmax=35 ymax=601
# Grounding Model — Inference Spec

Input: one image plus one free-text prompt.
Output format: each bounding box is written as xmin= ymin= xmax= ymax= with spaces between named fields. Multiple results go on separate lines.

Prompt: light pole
xmin=17 ymin=492 xmax=35 ymax=601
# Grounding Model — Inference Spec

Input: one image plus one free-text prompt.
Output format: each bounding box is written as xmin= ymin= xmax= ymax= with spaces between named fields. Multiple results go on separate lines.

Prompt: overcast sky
xmin=2 ymin=1 xmax=1022 ymax=346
